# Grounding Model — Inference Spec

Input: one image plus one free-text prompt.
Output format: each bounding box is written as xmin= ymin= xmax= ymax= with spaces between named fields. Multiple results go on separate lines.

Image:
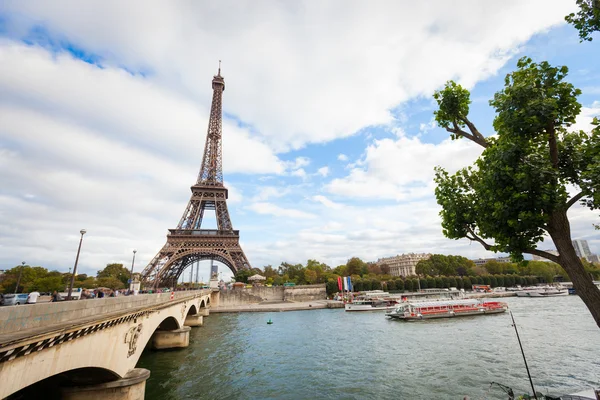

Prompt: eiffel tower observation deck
xmin=141 ymin=64 xmax=251 ymax=287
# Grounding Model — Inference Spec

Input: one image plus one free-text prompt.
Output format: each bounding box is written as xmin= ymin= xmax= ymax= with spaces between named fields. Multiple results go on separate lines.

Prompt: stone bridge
xmin=0 ymin=289 xmax=218 ymax=399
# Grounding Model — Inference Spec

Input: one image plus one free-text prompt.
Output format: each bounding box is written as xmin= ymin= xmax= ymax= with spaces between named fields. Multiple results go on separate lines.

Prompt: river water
xmin=137 ymin=296 xmax=600 ymax=399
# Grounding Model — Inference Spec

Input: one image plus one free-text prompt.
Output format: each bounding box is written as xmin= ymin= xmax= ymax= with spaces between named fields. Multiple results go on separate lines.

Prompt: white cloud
xmin=252 ymin=186 xmax=290 ymax=202
xmin=246 ymin=202 xmax=316 ymax=219
xmin=291 ymin=168 xmax=307 ymax=179
xmin=570 ymin=101 xmax=600 ymax=133
xmin=337 ymin=154 xmax=349 ymax=162
xmin=312 ymin=195 xmax=343 ymax=209
xmin=316 ymin=166 xmax=330 ymax=177
xmin=2 ymin=0 xmax=576 ymax=152
xmin=326 ymin=136 xmax=483 ymax=200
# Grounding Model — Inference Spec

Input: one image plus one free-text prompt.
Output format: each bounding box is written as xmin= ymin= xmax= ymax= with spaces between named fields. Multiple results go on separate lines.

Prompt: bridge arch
xmin=187 ymin=304 xmax=198 ymax=317
xmin=9 ymin=367 xmax=121 ymax=399
xmin=155 ymin=316 xmax=180 ymax=331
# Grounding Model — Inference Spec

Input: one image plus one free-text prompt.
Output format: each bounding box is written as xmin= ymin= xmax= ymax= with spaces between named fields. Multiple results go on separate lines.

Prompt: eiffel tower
xmin=140 ymin=65 xmax=251 ymax=287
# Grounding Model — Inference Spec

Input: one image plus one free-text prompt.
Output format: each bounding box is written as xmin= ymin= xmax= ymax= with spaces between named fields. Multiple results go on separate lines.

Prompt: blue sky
xmin=0 ymin=1 xmax=598 ymax=282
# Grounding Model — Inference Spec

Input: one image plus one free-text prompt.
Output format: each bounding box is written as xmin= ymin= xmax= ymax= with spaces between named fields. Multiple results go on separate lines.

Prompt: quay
xmin=212 ymin=299 xmax=344 ymax=313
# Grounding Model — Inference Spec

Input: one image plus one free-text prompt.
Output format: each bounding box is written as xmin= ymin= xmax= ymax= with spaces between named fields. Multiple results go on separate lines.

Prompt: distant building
xmin=532 ymin=250 xmax=559 ymax=262
xmin=471 ymin=257 xmax=511 ymax=267
xmin=572 ymin=239 xmax=598 ymax=263
xmin=376 ymin=253 xmax=431 ymax=277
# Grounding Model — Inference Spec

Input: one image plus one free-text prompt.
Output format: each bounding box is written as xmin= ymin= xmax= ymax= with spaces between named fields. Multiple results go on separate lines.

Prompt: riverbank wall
xmin=217 ymin=284 xmax=327 ymax=307
xmin=212 ymin=299 xmax=344 ymax=313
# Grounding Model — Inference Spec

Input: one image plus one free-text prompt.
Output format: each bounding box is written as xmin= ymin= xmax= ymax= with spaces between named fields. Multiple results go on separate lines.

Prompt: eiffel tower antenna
xmin=141 ymin=65 xmax=251 ymax=287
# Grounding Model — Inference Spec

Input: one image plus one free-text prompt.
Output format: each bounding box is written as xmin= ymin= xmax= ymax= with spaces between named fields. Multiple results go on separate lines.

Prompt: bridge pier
xmin=184 ymin=314 xmax=204 ymax=327
xmin=152 ymin=326 xmax=191 ymax=349
xmin=61 ymin=368 xmax=150 ymax=400
xmin=199 ymin=307 xmax=210 ymax=317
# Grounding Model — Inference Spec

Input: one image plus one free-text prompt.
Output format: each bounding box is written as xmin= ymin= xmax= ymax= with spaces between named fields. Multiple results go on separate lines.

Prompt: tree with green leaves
xmin=433 ymin=57 xmax=600 ymax=327
xmin=566 ymin=0 xmax=600 ymax=42
xmin=97 ymin=263 xmax=131 ymax=287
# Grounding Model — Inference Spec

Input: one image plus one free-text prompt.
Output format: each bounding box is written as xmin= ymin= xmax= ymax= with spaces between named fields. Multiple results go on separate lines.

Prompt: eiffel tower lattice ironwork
xmin=140 ymin=66 xmax=251 ymax=287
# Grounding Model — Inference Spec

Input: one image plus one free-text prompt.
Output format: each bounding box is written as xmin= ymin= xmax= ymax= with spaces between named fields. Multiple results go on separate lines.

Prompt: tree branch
xmin=566 ymin=191 xmax=586 ymax=209
xmin=465 ymin=226 xmax=492 ymax=250
xmin=447 ymin=122 xmax=489 ymax=148
xmin=523 ymin=248 xmax=560 ymax=264
xmin=460 ymin=116 xmax=487 ymax=142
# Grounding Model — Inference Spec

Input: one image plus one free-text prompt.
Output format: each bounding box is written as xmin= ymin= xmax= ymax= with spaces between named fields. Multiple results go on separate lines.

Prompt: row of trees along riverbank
xmin=0 ymin=263 xmax=137 ymax=293
xmin=233 ymin=255 xmax=600 ymax=296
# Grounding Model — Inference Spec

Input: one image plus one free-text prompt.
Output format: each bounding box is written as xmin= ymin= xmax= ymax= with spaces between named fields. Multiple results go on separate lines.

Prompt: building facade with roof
xmin=376 ymin=253 xmax=431 ymax=277
xmin=470 ymin=256 xmax=512 ymax=267
xmin=572 ymin=239 xmax=596 ymax=262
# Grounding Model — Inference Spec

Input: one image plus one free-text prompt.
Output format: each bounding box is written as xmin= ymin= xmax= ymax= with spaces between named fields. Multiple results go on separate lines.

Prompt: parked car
xmin=2 ymin=293 xmax=29 ymax=306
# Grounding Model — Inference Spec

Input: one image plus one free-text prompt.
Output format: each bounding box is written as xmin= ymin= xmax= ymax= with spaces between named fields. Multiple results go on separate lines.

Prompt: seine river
xmin=137 ymin=296 xmax=600 ymax=399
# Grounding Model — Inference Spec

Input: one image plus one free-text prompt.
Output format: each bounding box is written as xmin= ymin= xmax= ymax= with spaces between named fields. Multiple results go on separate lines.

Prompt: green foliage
xmin=325 ymin=280 xmax=339 ymax=296
xmin=416 ymin=254 xmax=475 ymax=277
xmin=565 ymin=0 xmax=600 ymax=41
xmin=76 ymin=277 xmax=98 ymax=289
xmin=234 ymin=268 xmax=262 ymax=284
xmin=346 ymin=257 xmax=367 ymax=276
xmin=97 ymin=263 xmax=130 ymax=286
xmin=395 ymin=279 xmax=404 ymax=291
xmin=96 ymin=277 xmax=125 ymax=290
xmin=386 ymin=280 xmax=396 ymax=291
xmin=433 ymin=81 xmax=472 ymax=132
xmin=434 ymin=58 xmax=600 ymax=261
xmin=27 ymin=276 xmax=64 ymax=293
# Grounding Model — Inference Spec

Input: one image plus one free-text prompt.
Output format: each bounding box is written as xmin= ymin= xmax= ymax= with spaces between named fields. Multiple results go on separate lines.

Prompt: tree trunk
xmin=549 ymin=210 xmax=600 ymax=328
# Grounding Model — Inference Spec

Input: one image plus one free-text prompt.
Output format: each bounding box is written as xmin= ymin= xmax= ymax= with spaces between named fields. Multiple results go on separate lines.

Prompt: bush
xmin=496 ymin=275 xmax=505 ymax=287
xmin=326 ymin=280 xmax=338 ymax=296
xmin=455 ymin=276 xmax=464 ymax=289
xmin=442 ymin=276 xmax=450 ymax=288
xmin=396 ymin=279 xmax=404 ymax=291
xmin=426 ymin=276 xmax=435 ymax=288
xmin=404 ymin=279 xmax=413 ymax=291
xmin=463 ymin=277 xmax=472 ymax=289
xmin=387 ymin=280 xmax=396 ymax=291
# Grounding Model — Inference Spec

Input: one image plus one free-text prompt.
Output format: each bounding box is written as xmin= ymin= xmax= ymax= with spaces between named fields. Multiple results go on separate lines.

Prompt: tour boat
xmin=385 ymin=299 xmax=508 ymax=321
xmin=515 ymin=286 xmax=569 ymax=297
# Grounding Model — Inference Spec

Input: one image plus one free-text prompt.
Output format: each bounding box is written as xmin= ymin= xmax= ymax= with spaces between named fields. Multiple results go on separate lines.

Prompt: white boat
xmin=344 ymin=298 xmax=399 ymax=311
xmin=344 ymin=290 xmax=399 ymax=311
xmin=515 ymin=286 xmax=568 ymax=297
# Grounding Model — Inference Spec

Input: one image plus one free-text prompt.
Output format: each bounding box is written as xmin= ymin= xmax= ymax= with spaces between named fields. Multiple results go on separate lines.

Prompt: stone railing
xmin=0 ymin=289 xmax=210 ymax=336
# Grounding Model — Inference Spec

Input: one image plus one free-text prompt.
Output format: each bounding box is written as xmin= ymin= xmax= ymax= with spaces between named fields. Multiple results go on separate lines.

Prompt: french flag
xmin=344 ymin=276 xmax=353 ymax=292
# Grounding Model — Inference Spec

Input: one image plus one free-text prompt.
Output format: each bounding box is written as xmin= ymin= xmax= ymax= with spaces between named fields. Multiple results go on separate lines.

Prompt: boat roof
xmin=401 ymin=299 xmax=485 ymax=308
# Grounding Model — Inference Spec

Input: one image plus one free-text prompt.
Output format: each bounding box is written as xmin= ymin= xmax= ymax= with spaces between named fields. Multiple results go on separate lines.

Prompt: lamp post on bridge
xmin=14 ymin=261 xmax=25 ymax=294
xmin=67 ymin=229 xmax=86 ymax=300
xmin=129 ymin=249 xmax=137 ymax=292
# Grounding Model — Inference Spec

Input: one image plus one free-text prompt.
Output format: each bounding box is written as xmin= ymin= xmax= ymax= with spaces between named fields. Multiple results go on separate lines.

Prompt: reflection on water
xmin=136 ymin=296 xmax=600 ymax=400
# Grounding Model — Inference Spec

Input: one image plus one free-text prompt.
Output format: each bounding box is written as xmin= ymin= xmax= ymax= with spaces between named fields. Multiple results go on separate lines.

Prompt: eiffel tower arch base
xmin=145 ymin=233 xmax=251 ymax=288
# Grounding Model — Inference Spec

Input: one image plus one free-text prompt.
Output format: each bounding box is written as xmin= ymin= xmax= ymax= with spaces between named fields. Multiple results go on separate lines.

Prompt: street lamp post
xmin=67 ymin=229 xmax=87 ymax=300
xmin=129 ymin=249 xmax=137 ymax=291
xmin=14 ymin=261 xmax=25 ymax=294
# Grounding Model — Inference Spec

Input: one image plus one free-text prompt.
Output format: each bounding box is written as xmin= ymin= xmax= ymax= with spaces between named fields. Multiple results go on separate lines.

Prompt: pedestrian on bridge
xmin=26 ymin=291 xmax=40 ymax=304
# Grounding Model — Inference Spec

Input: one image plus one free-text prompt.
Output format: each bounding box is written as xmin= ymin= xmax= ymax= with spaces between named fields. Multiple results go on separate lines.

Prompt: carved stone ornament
xmin=124 ymin=324 xmax=143 ymax=358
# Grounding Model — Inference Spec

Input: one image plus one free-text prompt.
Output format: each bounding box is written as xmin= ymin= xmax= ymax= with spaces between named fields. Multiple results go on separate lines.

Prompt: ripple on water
xmin=136 ymin=296 xmax=600 ymax=400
